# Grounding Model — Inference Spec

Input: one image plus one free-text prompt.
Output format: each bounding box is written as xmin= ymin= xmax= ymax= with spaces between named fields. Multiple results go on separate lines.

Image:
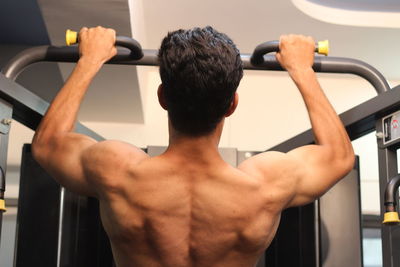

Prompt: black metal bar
xmin=376 ymin=119 xmax=400 ymax=267
xmin=0 ymin=74 xmax=103 ymax=140
xmin=1 ymin=47 xmax=390 ymax=94
xmin=242 ymin=55 xmax=389 ymax=94
xmin=250 ymin=40 xmax=280 ymax=65
xmin=114 ymin=36 xmax=143 ymax=60
xmin=1 ymin=47 xmax=156 ymax=81
xmin=269 ymin=84 xmax=400 ymax=152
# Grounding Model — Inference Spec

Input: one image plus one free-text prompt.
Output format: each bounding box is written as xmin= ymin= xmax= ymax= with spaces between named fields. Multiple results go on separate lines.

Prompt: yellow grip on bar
xmin=0 ymin=199 xmax=6 ymax=212
xmin=383 ymin=211 xmax=400 ymax=225
xmin=317 ymin=40 xmax=329 ymax=56
xmin=66 ymin=29 xmax=78 ymax=46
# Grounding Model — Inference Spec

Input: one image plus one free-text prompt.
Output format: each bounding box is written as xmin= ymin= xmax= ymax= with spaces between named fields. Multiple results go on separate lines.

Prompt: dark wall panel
xmin=264 ymin=204 xmax=316 ymax=267
xmin=15 ymin=144 xmax=114 ymax=267
xmin=15 ymin=144 xmax=60 ymax=266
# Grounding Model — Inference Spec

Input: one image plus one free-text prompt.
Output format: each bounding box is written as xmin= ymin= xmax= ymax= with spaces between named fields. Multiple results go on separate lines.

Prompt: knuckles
xmin=279 ymin=34 xmax=315 ymax=53
xmin=78 ymin=26 xmax=116 ymax=48
xmin=78 ymin=26 xmax=117 ymax=60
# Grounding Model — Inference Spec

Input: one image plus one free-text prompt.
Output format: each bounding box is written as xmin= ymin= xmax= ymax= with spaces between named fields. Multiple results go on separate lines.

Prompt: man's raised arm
xmin=239 ymin=35 xmax=354 ymax=208
xmin=31 ymin=27 xmax=117 ymax=196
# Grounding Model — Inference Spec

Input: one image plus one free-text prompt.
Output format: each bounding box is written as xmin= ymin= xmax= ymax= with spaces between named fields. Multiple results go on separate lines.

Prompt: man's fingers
xmin=79 ymin=27 xmax=88 ymax=40
xmin=80 ymin=27 xmax=88 ymax=34
xmin=107 ymin=28 xmax=117 ymax=43
xmin=275 ymin=52 xmax=282 ymax=65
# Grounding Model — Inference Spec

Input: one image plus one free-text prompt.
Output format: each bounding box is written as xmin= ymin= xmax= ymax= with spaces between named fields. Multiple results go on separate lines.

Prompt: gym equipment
xmin=1 ymin=40 xmax=389 ymax=94
xmin=381 ymin=112 xmax=400 ymax=223
xmin=270 ymin=82 xmax=400 ymax=267
xmin=65 ymin=29 xmax=144 ymax=60
xmin=250 ymin=40 xmax=329 ymax=65
xmin=383 ymin=174 xmax=400 ymax=225
xmin=0 ymin=32 xmax=397 ymax=266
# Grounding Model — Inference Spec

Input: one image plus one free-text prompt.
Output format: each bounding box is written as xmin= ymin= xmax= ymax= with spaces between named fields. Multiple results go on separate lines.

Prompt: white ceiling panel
xmin=132 ymin=0 xmax=400 ymax=80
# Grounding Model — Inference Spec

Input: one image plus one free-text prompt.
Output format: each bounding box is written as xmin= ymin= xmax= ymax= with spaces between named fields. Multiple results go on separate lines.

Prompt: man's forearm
xmin=34 ymin=58 xmax=102 ymax=142
xmin=289 ymin=68 xmax=352 ymax=154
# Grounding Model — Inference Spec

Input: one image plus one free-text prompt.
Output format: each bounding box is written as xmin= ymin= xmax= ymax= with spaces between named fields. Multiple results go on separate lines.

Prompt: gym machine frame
xmin=0 ymin=37 xmax=395 ymax=266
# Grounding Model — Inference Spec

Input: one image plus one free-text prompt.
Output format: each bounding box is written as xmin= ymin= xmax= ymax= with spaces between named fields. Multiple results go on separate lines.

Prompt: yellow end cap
xmin=317 ymin=40 xmax=329 ymax=56
xmin=383 ymin=211 xmax=400 ymax=225
xmin=0 ymin=199 xmax=6 ymax=212
xmin=66 ymin=29 xmax=78 ymax=46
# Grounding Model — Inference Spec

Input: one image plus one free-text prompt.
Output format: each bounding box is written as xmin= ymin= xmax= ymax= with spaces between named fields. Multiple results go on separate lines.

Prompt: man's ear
xmin=225 ymin=92 xmax=238 ymax=117
xmin=157 ymin=84 xmax=168 ymax=110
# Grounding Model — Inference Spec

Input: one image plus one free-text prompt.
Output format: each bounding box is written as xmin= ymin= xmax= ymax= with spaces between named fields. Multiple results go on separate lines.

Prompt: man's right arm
xmin=239 ymin=35 xmax=354 ymax=208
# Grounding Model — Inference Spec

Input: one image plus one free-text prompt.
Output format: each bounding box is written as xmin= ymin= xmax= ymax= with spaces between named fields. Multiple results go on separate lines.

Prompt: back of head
xmin=158 ymin=26 xmax=243 ymax=136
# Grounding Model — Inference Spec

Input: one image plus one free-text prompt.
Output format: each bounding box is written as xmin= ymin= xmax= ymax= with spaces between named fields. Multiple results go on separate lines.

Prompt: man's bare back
xmin=88 ymin=141 xmax=284 ymax=267
xmin=31 ymin=27 xmax=354 ymax=267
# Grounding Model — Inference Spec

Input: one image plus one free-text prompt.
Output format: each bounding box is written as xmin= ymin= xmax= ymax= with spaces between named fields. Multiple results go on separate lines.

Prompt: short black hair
xmin=158 ymin=26 xmax=243 ymax=136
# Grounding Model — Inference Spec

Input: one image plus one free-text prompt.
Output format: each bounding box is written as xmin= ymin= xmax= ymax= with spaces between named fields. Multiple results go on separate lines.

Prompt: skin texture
xmin=32 ymin=27 xmax=355 ymax=267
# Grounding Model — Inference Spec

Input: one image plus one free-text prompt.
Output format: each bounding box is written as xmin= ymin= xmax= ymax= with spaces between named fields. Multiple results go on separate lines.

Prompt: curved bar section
xmin=115 ymin=36 xmax=143 ymax=60
xmin=384 ymin=175 xmax=400 ymax=209
xmin=2 ymin=46 xmax=390 ymax=94
xmin=250 ymin=40 xmax=280 ymax=65
xmin=242 ymin=54 xmax=390 ymax=94
xmin=1 ymin=46 xmax=153 ymax=81
xmin=383 ymin=175 xmax=400 ymax=225
xmin=2 ymin=46 xmax=51 ymax=81
xmin=316 ymin=57 xmax=390 ymax=94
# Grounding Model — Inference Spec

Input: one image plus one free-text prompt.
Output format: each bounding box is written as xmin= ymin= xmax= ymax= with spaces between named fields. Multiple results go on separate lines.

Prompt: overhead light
xmin=292 ymin=0 xmax=400 ymax=28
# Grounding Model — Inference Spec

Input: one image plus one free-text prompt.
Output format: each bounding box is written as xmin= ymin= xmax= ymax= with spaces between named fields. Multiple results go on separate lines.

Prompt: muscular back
xmin=31 ymin=30 xmax=354 ymax=267
xmin=88 ymin=144 xmax=284 ymax=267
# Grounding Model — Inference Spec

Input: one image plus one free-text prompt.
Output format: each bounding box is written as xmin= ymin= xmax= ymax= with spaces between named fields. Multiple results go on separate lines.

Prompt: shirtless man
xmin=32 ymin=26 xmax=354 ymax=267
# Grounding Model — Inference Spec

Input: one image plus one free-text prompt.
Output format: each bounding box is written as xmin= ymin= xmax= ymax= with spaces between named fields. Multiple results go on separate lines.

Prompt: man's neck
xmin=164 ymin=123 xmax=225 ymax=164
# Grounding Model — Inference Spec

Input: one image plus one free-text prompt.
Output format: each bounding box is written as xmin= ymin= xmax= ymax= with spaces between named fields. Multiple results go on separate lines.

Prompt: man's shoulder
xmin=237 ymin=150 xmax=300 ymax=191
xmin=90 ymin=140 xmax=148 ymax=159
xmin=83 ymin=140 xmax=149 ymax=174
xmin=81 ymin=141 xmax=150 ymax=193
xmin=237 ymin=151 xmax=290 ymax=175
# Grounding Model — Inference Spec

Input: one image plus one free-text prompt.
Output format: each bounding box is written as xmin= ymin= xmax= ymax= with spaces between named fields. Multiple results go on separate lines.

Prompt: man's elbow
xmin=346 ymin=152 xmax=356 ymax=172
xmin=337 ymin=147 xmax=355 ymax=177
xmin=325 ymin=144 xmax=355 ymax=178
xmin=32 ymin=138 xmax=46 ymax=165
xmin=31 ymin=133 xmax=57 ymax=165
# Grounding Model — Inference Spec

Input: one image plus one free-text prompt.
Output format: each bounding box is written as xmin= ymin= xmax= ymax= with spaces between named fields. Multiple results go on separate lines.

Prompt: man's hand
xmin=78 ymin=26 xmax=117 ymax=65
xmin=275 ymin=35 xmax=315 ymax=73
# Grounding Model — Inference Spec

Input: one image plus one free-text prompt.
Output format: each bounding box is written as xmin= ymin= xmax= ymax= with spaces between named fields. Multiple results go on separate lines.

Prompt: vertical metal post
xmin=376 ymin=119 xmax=400 ymax=267
xmin=314 ymin=200 xmax=320 ymax=267
xmin=56 ymin=187 xmax=66 ymax=267
xmin=0 ymin=99 xmax=13 ymax=248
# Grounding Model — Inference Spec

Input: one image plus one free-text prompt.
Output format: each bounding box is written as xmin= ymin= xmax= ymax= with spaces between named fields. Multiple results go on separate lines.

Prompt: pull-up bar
xmin=1 ymin=34 xmax=390 ymax=94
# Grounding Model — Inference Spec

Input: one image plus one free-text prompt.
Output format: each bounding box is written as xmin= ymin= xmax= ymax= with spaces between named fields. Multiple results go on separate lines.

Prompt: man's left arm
xmin=32 ymin=27 xmax=122 ymax=196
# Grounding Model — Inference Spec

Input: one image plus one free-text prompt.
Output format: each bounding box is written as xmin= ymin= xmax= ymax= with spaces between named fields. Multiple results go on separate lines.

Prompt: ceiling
xmin=136 ymin=0 xmax=400 ymax=80
xmin=1 ymin=0 xmax=400 ymax=123
xmin=307 ymin=0 xmax=400 ymax=12
xmin=0 ymin=0 xmax=143 ymax=123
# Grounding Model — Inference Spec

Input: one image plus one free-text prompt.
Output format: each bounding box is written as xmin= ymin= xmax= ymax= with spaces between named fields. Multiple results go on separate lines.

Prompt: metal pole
xmin=56 ymin=188 xmax=65 ymax=267
xmin=1 ymin=46 xmax=390 ymax=94
xmin=376 ymin=119 xmax=400 ymax=267
xmin=0 ymin=99 xmax=13 ymax=249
